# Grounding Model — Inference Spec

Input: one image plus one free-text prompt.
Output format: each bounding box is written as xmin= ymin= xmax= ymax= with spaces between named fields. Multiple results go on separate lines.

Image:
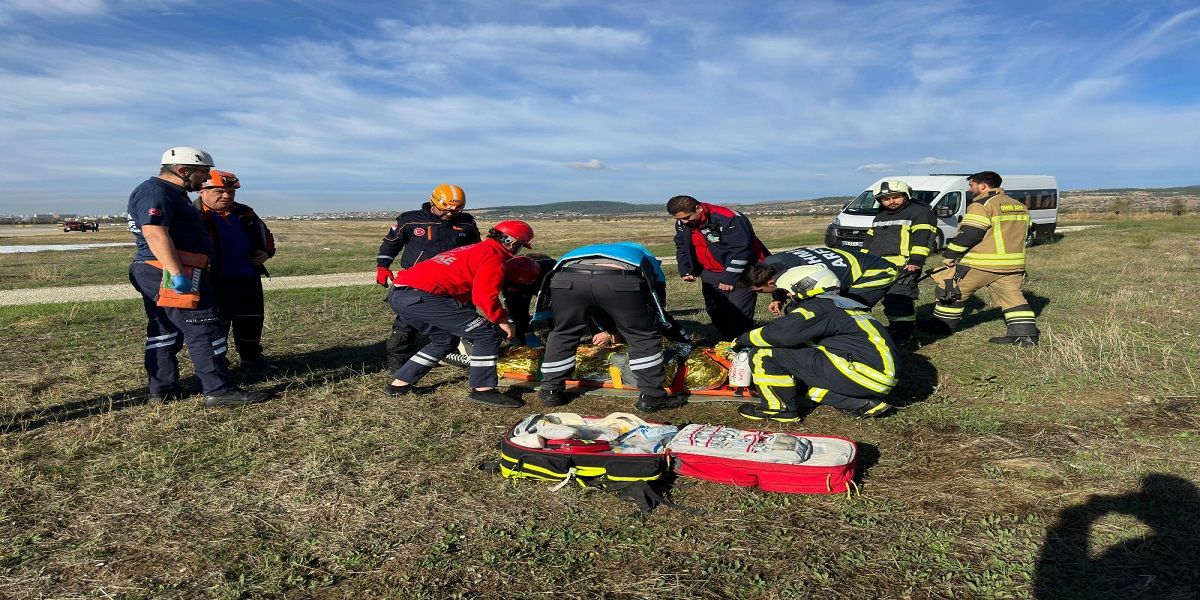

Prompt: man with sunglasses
xmin=668 ymin=195 xmax=769 ymax=341
xmin=126 ymin=147 xmax=269 ymax=407
xmin=375 ymin=184 xmax=481 ymax=369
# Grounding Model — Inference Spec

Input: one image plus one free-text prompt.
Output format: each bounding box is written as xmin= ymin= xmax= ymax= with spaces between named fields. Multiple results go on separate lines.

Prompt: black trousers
xmin=215 ymin=275 xmax=266 ymax=358
xmin=540 ymin=269 xmax=667 ymax=398
xmin=699 ymin=270 xmax=758 ymax=340
xmin=387 ymin=287 xmax=503 ymax=389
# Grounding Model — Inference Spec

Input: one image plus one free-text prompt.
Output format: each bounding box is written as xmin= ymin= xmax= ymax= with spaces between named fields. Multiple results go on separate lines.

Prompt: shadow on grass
xmin=1034 ymin=473 xmax=1200 ymax=598
xmin=0 ymin=341 xmax=388 ymax=435
xmin=891 ymin=351 xmax=937 ymax=409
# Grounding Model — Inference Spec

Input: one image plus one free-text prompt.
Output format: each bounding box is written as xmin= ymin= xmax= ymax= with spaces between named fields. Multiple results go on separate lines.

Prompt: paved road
xmin=0 ymin=272 xmax=373 ymax=307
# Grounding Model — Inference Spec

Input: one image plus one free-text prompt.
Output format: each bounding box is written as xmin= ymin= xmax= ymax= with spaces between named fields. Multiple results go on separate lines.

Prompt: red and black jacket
xmin=377 ymin=203 xmax=480 ymax=270
xmin=673 ymin=202 xmax=769 ymax=286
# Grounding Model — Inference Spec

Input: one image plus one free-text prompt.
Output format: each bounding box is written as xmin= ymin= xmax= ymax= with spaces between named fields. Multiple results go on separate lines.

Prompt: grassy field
xmin=1 ymin=215 xmax=1198 ymax=599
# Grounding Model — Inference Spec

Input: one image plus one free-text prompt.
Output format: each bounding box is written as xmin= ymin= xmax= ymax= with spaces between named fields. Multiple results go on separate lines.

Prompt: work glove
xmin=375 ymin=266 xmax=394 ymax=287
xmin=524 ymin=333 xmax=544 ymax=348
xmin=168 ymin=274 xmax=192 ymax=293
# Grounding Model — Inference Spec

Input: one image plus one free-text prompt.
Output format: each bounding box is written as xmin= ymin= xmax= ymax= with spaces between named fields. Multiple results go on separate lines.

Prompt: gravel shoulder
xmin=0 ymin=272 xmax=372 ymax=307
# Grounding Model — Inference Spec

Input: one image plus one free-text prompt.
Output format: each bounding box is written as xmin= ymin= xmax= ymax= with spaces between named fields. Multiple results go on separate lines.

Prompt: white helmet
xmin=871 ymin=179 xmax=913 ymax=200
xmin=161 ymin=147 xmax=214 ymax=167
xmin=775 ymin=265 xmax=841 ymax=300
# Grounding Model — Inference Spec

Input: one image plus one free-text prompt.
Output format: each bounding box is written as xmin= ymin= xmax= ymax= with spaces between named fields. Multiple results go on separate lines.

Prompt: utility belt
xmin=560 ymin=266 xmax=638 ymax=276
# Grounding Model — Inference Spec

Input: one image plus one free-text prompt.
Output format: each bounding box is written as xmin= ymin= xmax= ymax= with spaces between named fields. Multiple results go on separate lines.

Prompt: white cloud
xmin=904 ymin=157 xmax=958 ymax=167
xmin=565 ymin=159 xmax=614 ymax=171
xmin=857 ymin=164 xmax=895 ymax=172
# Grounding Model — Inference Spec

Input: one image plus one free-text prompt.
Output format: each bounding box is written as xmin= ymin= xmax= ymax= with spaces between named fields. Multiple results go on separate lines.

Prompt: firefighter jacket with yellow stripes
xmin=861 ymin=200 xmax=938 ymax=269
xmin=734 ymin=295 xmax=900 ymax=395
xmin=942 ymin=188 xmax=1029 ymax=273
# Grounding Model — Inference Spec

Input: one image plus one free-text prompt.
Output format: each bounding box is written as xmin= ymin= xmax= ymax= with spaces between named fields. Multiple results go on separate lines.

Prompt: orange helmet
xmin=504 ymin=256 xmax=542 ymax=285
xmin=430 ymin=184 xmax=466 ymax=211
xmin=492 ymin=220 xmax=534 ymax=249
xmin=202 ymin=170 xmax=240 ymax=189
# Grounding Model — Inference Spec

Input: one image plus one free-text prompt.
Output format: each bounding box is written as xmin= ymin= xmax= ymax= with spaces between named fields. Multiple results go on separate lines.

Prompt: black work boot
xmin=887 ymin=322 xmax=915 ymax=343
xmin=844 ymin=400 xmax=894 ymax=419
xmin=916 ymin=318 xmax=954 ymax=335
xmin=737 ymin=402 xmax=801 ymax=423
xmin=635 ymin=394 xmax=686 ymax=413
xmin=539 ymin=389 xmax=568 ymax=407
xmin=381 ymin=383 xmax=411 ymax=397
xmin=467 ymin=389 xmax=524 ymax=408
xmin=988 ymin=335 xmax=1039 ymax=347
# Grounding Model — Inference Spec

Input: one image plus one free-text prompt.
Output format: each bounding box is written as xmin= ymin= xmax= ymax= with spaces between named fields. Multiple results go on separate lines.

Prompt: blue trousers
xmin=129 ymin=262 xmax=235 ymax=395
xmin=387 ymin=287 xmax=503 ymax=389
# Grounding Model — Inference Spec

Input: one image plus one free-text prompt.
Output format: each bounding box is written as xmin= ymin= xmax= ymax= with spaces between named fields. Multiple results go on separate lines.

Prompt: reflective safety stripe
xmin=212 ymin=336 xmax=227 ymax=356
xmin=540 ymin=355 xmax=577 ymax=374
xmin=814 ymin=314 xmax=898 ymax=393
xmin=629 ymin=352 xmax=664 ymax=370
xmin=747 ymin=327 xmax=769 ymax=346
xmin=411 ymin=352 xmax=439 ymax=367
xmin=145 ymin=332 xmax=178 ymax=350
xmin=808 ymin=387 xmax=829 ymax=403
xmin=470 ymin=354 xmax=497 ymax=367
xmin=961 ymin=213 xmax=1029 ymax=268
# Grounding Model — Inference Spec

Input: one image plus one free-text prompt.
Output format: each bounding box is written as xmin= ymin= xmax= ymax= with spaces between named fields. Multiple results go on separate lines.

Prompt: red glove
xmin=375 ymin=266 xmax=394 ymax=287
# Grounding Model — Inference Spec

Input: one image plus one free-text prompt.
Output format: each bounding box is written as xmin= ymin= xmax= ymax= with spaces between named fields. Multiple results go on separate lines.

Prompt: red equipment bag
xmin=666 ymin=424 xmax=858 ymax=495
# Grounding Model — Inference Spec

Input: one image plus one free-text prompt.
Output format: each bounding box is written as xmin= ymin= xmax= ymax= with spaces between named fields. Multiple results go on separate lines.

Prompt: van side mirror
xmin=935 ymin=206 xmax=954 ymax=218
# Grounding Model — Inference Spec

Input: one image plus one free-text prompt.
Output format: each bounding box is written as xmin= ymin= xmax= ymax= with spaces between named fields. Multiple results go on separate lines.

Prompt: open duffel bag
xmin=666 ymin=424 xmax=858 ymax=495
xmin=492 ymin=413 xmax=699 ymax=515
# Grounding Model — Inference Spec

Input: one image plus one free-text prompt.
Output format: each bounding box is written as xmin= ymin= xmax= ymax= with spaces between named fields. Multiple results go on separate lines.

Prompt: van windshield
xmin=844 ymin=189 xmax=939 ymax=214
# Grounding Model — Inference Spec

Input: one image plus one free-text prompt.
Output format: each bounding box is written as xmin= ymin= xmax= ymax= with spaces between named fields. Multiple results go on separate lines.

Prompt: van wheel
xmin=1025 ymin=229 xmax=1036 ymax=248
xmin=934 ymin=231 xmax=945 ymax=252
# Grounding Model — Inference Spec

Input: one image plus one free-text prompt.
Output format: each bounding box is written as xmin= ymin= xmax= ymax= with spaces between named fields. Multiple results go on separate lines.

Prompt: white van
xmin=824 ymin=174 xmax=1059 ymax=251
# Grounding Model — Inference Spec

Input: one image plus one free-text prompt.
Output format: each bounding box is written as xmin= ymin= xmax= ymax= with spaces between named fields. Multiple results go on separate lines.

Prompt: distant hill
xmin=470 ymin=197 xmax=853 ymax=219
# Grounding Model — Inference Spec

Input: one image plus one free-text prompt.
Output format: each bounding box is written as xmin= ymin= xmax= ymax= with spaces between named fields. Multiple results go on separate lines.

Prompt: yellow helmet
xmin=430 ymin=184 xmax=466 ymax=211
xmin=775 ymin=265 xmax=840 ymax=299
xmin=871 ymin=179 xmax=913 ymax=200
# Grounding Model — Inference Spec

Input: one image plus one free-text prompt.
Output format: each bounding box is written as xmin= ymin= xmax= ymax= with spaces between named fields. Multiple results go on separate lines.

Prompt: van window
xmin=1007 ymin=189 xmax=1058 ymax=210
xmin=938 ymin=191 xmax=962 ymax=214
xmin=843 ymin=191 xmax=880 ymax=215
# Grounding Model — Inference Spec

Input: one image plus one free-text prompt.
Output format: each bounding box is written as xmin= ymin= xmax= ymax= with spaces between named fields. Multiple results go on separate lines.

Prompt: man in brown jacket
xmin=920 ymin=171 xmax=1040 ymax=347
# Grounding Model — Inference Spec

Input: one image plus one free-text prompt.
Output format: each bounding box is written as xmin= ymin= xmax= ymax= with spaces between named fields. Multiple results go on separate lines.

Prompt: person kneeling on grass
xmin=733 ymin=265 xmax=899 ymax=423
xmin=383 ymin=221 xmax=535 ymax=408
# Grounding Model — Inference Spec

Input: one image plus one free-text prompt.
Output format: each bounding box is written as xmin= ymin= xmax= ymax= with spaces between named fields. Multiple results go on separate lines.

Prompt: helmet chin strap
xmin=178 ymin=166 xmax=203 ymax=192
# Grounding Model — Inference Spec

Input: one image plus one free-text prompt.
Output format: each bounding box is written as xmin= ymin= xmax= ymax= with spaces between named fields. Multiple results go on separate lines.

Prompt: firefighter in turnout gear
xmin=732 ymin=265 xmax=898 ymax=423
xmin=376 ymin=184 xmax=481 ymax=369
xmin=861 ymin=179 xmax=938 ymax=342
xmin=737 ymin=246 xmax=898 ymax=315
xmin=922 ymin=171 xmax=1040 ymax=347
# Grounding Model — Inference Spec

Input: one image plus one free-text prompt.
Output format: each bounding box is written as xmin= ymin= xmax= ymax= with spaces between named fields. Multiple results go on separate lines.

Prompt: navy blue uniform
xmin=534 ymin=243 xmax=689 ymax=400
xmin=674 ymin=202 xmax=768 ymax=340
xmin=761 ymin=247 xmax=898 ymax=308
xmin=377 ymin=203 xmax=481 ymax=368
xmin=126 ymin=178 xmax=234 ymax=396
xmin=195 ymin=199 xmax=276 ymax=361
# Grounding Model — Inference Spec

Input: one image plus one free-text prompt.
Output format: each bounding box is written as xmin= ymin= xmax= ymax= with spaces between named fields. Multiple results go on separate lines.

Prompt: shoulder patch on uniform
xmin=148 ymin=208 xmax=162 ymax=216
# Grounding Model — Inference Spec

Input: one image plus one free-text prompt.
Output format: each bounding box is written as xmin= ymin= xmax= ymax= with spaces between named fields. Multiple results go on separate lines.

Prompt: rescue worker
xmin=194 ymin=170 xmax=278 ymax=370
xmin=668 ymin=195 xmax=769 ymax=341
xmin=921 ymin=171 xmax=1040 ymax=346
xmin=375 ymin=184 xmax=481 ymax=369
xmin=733 ymin=265 xmax=898 ymax=422
xmin=861 ymin=180 xmax=938 ymax=342
xmin=384 ymin=221 xmax=535 ymax=408
xmin=500 ymin=253 xmax=558 ymax=348
xmin=531 ymin=242 xmax=691 ymax=411
xmin=126 ymin=147 xmax=269 ymax=407
xmin=737 ymin=246 xmax=898 ymax=315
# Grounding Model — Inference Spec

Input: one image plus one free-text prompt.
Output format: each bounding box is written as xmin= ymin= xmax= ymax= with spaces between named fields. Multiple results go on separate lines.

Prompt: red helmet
xmin=504 ymin=256 xmax=541 ymax=285
xmin=202 ymin=170 xmax=240 ymax=189
xmin=492 ymin=220 xmax=534 ymax=249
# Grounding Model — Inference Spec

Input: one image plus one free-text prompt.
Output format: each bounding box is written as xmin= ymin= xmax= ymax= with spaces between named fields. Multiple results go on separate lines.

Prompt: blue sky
xmin=1 ymin=0 xmax=1198 ymax=216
